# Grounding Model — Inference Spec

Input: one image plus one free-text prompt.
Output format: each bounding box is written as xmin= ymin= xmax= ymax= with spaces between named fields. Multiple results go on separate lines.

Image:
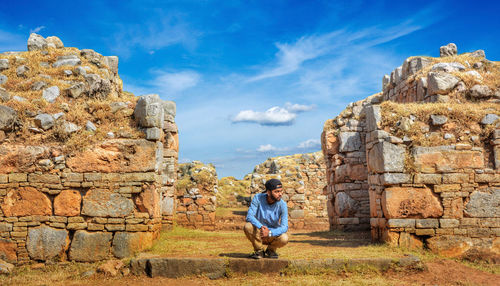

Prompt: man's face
xmin=268 ymin=187 xmax=283 ymax=202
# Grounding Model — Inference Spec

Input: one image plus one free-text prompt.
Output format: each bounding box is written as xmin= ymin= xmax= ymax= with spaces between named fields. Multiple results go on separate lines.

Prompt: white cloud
xmin=231 ymin=102 xmax=315 ymax=126
xmin=257 ymin=144 xmax=290 ymax=153
xmin=297 ymin=139 xmax=321 ymax=149
xmin=152 ymin=70 xmax=200 ymax=95
xmin=232 ymin=106 xmax=296 ymax=126
xmin=284 ymin=102 xmax=315 ymax=113
xmin=30 ymin=26 xmax=45 ymax=34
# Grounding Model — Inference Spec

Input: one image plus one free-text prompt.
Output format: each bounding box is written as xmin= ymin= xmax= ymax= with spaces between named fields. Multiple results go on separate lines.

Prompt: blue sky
xmin=1 ymin=0 xmax=499 ymax=179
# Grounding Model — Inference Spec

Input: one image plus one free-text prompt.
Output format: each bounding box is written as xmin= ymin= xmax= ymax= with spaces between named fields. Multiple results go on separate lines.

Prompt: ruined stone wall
xmin=248 ymin=152 xmax=329 ymax=230
xmin=321 ymin=95 xmax=382 ymax=231
xmin=0 ymin=34 xmax=178 ymax=264
xmin=175 ymin=161 xmax=217 ymax=230
xmin=322 ymin=43 xmax=500 ymax=256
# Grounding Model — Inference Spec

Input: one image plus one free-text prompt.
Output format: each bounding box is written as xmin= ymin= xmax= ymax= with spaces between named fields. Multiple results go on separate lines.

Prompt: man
xmin=244 ymin=178 xmax=289 ymax=259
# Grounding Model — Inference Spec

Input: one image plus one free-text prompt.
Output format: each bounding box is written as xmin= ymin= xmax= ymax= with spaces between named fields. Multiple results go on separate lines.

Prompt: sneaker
xmin=265 ymin=249 xmax=279 ymax=259
xmin=249 ymin=250 xmax=264 ymax=259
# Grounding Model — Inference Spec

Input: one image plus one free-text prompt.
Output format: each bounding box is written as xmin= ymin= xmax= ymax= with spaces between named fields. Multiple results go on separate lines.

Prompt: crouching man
xmin=244 ymin=178 xmax=288 ymax=259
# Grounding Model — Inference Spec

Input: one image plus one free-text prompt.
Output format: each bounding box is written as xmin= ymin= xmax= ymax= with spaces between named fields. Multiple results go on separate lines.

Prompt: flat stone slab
xmin=130 ymin=256 xmax=421 ymax=278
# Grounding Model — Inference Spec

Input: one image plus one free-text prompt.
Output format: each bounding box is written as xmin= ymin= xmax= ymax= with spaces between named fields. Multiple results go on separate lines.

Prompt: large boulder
xmin=42 ymin=86 xmax=60 ymax=103
xmin=439 ymin=43 xmax=457 ymax=57
xmin=427 ymin=72 xmax=460 ymax=95
xmin=27 ymin=226 xmax=69 ymax=261
xmin=69 ymin=231 xmax=112 ymax=262
xmin=382 ymin=186 xmax=443 ymax=218
xmin=27 ymin=33 xmax=47 ymax=51
xmin=0 ymin=105 xmax=18 ymax=131
xmin=134 ymin=94 xmax=164 ymax=128
xmin=46 ymin=36 xmax=64 ymax=48
xmin=81 ymin=189 xmax=134 ymax=217
xmin=1 ymin=187 xmax=52 ymax=216
xmin=52 ymin=55 xmax=81 ymax=68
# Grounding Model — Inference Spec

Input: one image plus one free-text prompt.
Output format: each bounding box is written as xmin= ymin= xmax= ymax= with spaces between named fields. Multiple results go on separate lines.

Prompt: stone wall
xmin=322 ymin=43 xmax=500 ymax=256
xmin=0 ymin=34 xmax=178 ymax=264
xmin=248 ymin=152 xmax=329 ymax=230
xmin=175 ymin=162 xmax=217 ymax=230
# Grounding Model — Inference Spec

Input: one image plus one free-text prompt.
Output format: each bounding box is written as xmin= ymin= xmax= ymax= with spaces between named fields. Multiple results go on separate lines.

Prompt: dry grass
xmin=0 ymin=47 xmax=144 ymax=153
xmin=380 ymin=101 xmax=500 ymax=147
xmin=217 ymin=176 xmax=251 ymax=207
xmin=145 ymin=226 xmax=429 ymax=261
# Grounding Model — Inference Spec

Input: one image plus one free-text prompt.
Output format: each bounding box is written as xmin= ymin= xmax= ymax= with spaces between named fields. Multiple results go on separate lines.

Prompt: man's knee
xmin=278 ymin=233 xmax=289 ymax=245
xmin=243 ymin=222 xmax=254 ymax=235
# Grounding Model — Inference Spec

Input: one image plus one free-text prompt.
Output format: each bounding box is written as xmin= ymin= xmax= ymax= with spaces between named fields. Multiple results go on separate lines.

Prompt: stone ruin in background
xmin=322 ymin=43 xmax=500 ymax=256
xmin=0 ymin=34 xmax=178 ymax=264
xmin=174 ymin=161 xmax=218 ymax=230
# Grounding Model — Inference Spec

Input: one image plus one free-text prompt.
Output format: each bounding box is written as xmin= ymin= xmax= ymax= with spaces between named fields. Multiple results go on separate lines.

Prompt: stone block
xmin=399 ymin=232 xmax=424 ymax=249
xmin=0 ymin=239 xmax=17 ymax=263
xmin=1 ymin=187 xmax=52 ymax=216
xmin=413 ymin=147 xmax=483 ymax=173
xmin=368 ymin=142 xmax=405 ymax=173
xmin=8 ymin=173 xmax=27 ymax=182
xmin=147 ymin=258 xmax=225 ymax=278
xmin=427 ymin=72 xmax=460 ymax=95
xmin=146 ymin=127 xmax=161 ymax=140
xmin=427 ymin=235 xmax=472 ymax=257
xmin=28 ymin=173 xmax=60 ymax=184
xmin=67 ymin=223 xmax=87 ymax=230
xmin=161 ymin=196 xmax=174 ymax=216
xmin=380 ymin=173 xmax=411 ymax=185
xmin=63 ymin=173 xmax=83 ymax=182
xmin=335 ymin=192 xmax=359 ymax=217
xmin=475 ymin=173 xmax=500 ymax=183
xmin=135 ymin=185 xmax=160 ymax=217
xmin=365 ymin=105 xmax=381 ymax=132
xmin=69 ymin=231 xmax=112 ymax=262
xmin=442 ymin=173 xmax=469 ymax=184
xmin=54 ymin=189 xmax=81 ymax=216
xmin=382 ymin=186 xmax=443 ymax=219
xmin=464 ymin=188 xmax=500 ymax=217
xmin=414 ymin=173 xmax=441 ymax=184
xmin=339 ymin=132 xmax=361 ymax=152
xmin=84 ymin=173 xmax=102 ymax=181
xmin=434 ymin=184 xmax=460 ymax=193
xmin=105 ymin=224 xmax=125 ymax=231
xmin=415 ymin=229 xmax=435 ymax=236
xmin=112 ymin=232 xmax=154 ymax=258
xmin=81 ymin=189 xmax=134 ymax=217
xmin=416 ymin=219 xmax=439 ymax=228
xmin=134 ymin=94 xmax=164 ymax=128
xmin=126 ymin=224 xmax=149 ymax=232
xmin=439 ymin=218 xmax=460 ymax=228
xmin=387 ymin=219 xmax=415 ymax=228
xmin=27 ymin=226 xmax=69 ymax=261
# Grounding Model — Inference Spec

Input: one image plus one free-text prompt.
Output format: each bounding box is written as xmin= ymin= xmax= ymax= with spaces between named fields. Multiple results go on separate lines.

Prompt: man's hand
xmin=260 ymin=226 xmax=270 ymax=238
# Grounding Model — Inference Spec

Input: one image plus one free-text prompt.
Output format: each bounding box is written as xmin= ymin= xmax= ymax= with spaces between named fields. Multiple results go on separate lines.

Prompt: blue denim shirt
xmin=246 ymin=193 xmax=288 ymax=236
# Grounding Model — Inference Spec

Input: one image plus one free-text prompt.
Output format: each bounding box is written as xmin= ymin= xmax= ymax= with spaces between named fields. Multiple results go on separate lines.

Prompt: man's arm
xmin=268 ymin=201 xmax=288 ymax=236
xmin=246 ymin=195 xmax=263 ymax=229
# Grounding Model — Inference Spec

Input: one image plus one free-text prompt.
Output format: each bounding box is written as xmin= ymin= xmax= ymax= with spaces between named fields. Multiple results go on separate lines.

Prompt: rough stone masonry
xmin=322 ymin=43 xmax=500 ymax=257
xmin=0 ymin=34 xmax=178 ymax=264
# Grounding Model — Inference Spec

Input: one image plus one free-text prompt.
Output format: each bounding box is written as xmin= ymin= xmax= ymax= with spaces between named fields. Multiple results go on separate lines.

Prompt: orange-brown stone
xmin=0 ymin=239 xmax=17 ymax=263
xmin=54 ymin=190 xmax=81 ymax=216
xmin=382 ymin=186 xmax=443 ymax=219
xmin=322 ymin=131 xmax=339 ymax=155
xmin=135 ymin=185 xmax=160 ymax=218
xmin=414 ymin=148 xmax=483 ymax=173
xmin=427 ymin=235 xmax=472 ymax=257
xmin=66 ymin=139 xmax=158 ymax=173
xmin=1 ymin=187 xmax=52 ymax=216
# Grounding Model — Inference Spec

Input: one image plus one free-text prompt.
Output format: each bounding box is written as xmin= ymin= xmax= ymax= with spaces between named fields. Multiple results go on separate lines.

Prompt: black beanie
xmin=265 ymin=178 xmax=282 ymax=191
